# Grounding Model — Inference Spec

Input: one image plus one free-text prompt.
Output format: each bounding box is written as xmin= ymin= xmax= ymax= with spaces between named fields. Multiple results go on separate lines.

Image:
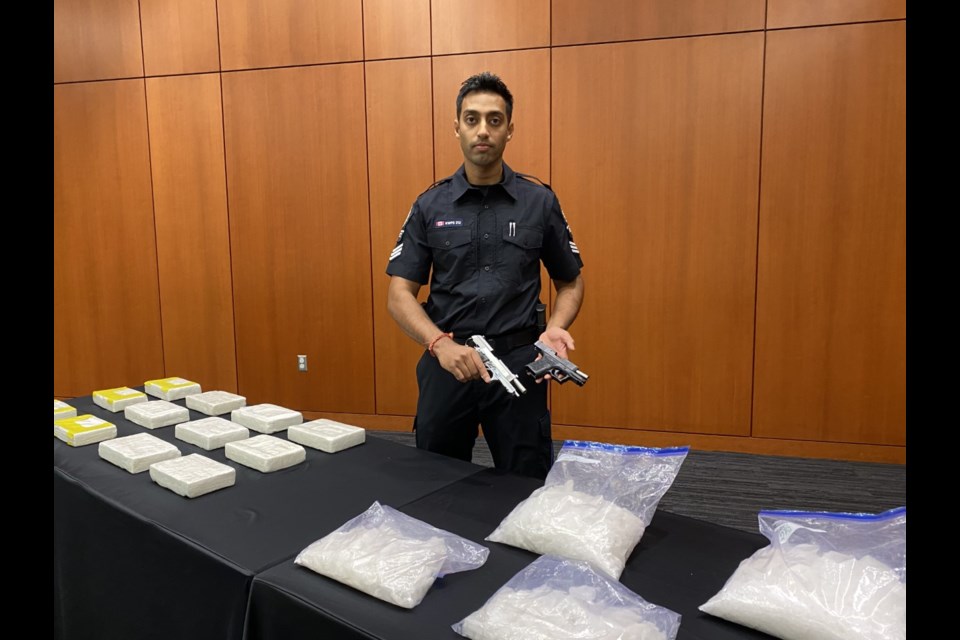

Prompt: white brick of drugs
xmin=149 ymin=454 xmax=236 ymax=498
xmin=230 ymin=403 xmax=303 ymax=434
xmin=54 ymin=399 xmax=77 ymax=419
xmin=92 ymin=387 xmax=148 ymax=412
xmin=185 ymin=390 xmax=246 ymax=416
xmin=144 ymin=377 xmax=202 ymax=401
xmin=99 ymin=433 xmax=181 ymax=473
xmin=225 ymin=435 xmax=306 ymax=472
xmin=125 ymin=400 xmax=191 ymax=429
xmin=288 ymin=419 xmax=365 ymax=453
xmin=176 ymin=416 xmax=249 ymax=450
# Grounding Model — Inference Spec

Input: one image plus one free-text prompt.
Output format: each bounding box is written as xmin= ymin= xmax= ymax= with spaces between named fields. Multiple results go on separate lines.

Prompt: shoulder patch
xmin=516 ymin=173 xmax=553 ymax=191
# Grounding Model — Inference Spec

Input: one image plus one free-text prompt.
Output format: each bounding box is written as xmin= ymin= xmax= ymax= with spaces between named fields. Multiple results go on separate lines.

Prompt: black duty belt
xmin=452 ymin=326 xmax=539 ymax=353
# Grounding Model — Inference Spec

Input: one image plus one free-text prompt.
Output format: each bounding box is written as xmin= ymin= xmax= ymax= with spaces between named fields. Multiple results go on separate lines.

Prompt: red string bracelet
xmin=427 ymin=332 xmax=454 ymax=357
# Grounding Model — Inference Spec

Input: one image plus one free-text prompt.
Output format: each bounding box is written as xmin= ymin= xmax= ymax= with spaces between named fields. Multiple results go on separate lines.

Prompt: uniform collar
xmin=450 ymin=162 xmax=519 ymax=202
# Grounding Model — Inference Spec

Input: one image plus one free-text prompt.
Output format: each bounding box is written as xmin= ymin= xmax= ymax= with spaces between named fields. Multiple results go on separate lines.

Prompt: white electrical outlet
xmin=297 ymin=355 xmax=308 ymax=372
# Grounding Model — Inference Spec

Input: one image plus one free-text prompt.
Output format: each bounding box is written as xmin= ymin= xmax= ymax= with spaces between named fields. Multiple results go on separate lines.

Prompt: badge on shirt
xmin=434 ymin=219 xmax=463 ymax=228
xmin=561 ymin=209 xmax=577 ymax=244
xmin=396 ymin=206 xmax=414 ymax=243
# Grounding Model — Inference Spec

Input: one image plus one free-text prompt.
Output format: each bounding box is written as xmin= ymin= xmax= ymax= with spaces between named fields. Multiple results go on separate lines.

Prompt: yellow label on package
xmin=54 ymin=400 xmax=75 ymax=415
xmin=54 ymin=415 xmax=115 ymax=444
xmin=145 ymin=377 xmax=197 ymax=391
xmin=93 ymin=387 xmax=147 ymax=401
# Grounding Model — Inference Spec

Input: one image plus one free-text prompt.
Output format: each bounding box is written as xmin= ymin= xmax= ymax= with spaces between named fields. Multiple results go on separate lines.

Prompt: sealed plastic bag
xmin=700 ymin=507 xmax=906 ymax=640
xmin=486 ymin=441 xmax=688 ymax=578
xmin=453 ymin=554 xmax=681 ymax=640
xmin=294 ymin=501 xmax=489 ymax=608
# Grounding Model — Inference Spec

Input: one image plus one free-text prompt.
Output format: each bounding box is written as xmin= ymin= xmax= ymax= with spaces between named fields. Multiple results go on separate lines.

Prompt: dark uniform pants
xmin=414 ymin=342 xmax=553 ymax=479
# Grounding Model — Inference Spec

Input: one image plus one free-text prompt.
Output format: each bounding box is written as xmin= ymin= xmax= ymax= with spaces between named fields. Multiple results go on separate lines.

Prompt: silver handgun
xmin=467 ymin=335 xmax=527 ymax=397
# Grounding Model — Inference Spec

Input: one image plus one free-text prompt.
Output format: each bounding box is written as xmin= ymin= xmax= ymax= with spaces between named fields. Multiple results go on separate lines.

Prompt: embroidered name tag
xmin=435 ymin=219 xmax=463 ymax=227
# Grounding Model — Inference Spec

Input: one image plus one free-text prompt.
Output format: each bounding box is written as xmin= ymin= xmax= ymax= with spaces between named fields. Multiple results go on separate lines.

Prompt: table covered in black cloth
xmin=245 ymin=469 xmax=775 ymax=640
xmin=55 ymin=391 xmax=774 ymax=640
xmin=53 ymin=392 xmax=481 ymax=640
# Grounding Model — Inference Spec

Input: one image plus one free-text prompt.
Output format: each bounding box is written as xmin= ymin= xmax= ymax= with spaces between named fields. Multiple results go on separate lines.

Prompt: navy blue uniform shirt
xmin=386 ymin=162 xmax=583 ymax=337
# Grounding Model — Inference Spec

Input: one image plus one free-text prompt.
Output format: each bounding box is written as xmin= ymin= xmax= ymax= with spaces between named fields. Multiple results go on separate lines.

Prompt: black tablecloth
xmin=245 ymin=469 xmax=775 ymax=640
xmin=56 ymin=393 xmax=774 ymax=640
xmin=54 ymin=392 xmax=480 ymax=640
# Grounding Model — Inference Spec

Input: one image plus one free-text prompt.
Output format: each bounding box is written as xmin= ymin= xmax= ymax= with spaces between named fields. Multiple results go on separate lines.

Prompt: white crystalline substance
xmin=288 ymin=419 xmax=365 ymax=453
xmin=225 ymin=434 xmax=305 ymax=472
xmin=460 ymin=585 xmax=668 ymax=640
xmin=231 ymin=404 xmax=303 ymax=434
xmin=699 ymin=543 xmax=906 ymax=640
xmin=124 ymin=400 xmax=190 ymax=429
xmin=98 ymin=433 xmax=180 ymax=473
xmin=296 ymin=523 xmax=448 ymax=609
xmin=176 ymin=416 xmax=249 ymax=450
xmin=487 ymin=480 xmax=646 ymax=579
xmin=185 ymin=390 xmax=246 ymax=416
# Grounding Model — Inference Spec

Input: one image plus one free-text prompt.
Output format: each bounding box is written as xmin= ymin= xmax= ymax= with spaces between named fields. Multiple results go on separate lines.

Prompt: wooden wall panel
xmin=552 ymin=0 xmax=765 ymax=46
xmin=54 ymin=81 xmax=164 ymax=396
xmin=431 ymin=0 xmax=549 ymax=55
xmin=222 ymin=64 xmax=374 ymax=412
xmin=140 ymin=0 xmax=220 ymax=76
xmin=366 ymin=59 xmax=435 ymax=416
xmin=768 ymin=0 xmax=905 ymax=29
xmin=54 ymin=0 xmax=143 ymax=82
xmin=146 ymin=75 xmax=238 ymax=393
xmin=364 ymin=0 xmax=431 ymax=60
xmin=754 ymin=23 xmax=905 ymax=445
xmin=432 ymin=49 xmax=550 ymax=181
xmin=551 ymin=34 xmax=764 ymax=435
xmin=217 ymin=0 xmax=363 ymax=70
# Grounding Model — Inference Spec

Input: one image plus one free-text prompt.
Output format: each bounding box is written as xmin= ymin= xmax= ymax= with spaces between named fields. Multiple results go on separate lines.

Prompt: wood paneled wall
xmin=754 ymin=22 xmax=906 ymax=446
xmin=54 ymin=81 xmax=164 ymax=394
xmin=53 ymin=3 xmax=906 ymax=463
xmin=222 ymin=64 xmax=374 ymax=412
xmin=551 ymin=34 xmax=763 ymax=437
xmin=145 ymin=74 xmax=237 ymax=393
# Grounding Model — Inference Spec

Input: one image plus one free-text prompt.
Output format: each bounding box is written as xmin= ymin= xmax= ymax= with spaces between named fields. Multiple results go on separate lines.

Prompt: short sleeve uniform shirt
xmin=387 ymin=162 xmax=582 ymax=337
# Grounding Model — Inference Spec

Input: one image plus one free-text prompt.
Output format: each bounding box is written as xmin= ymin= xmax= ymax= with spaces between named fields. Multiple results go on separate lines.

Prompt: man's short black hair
xmin=456 ymin=72 xmax=514 ymax=122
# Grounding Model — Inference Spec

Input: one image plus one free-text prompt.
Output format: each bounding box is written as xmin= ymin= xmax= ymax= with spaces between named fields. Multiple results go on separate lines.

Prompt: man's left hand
xmin=533 ymin=327 xmax=576 ymax=382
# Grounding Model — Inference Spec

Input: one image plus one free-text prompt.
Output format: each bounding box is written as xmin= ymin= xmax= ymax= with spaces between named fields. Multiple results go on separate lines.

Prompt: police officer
xmin=386 ymin=72 xmax=584 ymax=479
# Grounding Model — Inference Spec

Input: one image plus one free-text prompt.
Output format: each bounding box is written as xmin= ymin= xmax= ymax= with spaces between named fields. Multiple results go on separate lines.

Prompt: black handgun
xmin=525 ymin=341 xmax=590 ymax=386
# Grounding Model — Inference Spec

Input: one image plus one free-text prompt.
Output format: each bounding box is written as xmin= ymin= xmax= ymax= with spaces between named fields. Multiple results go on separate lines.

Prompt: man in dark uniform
xmin=386 ymin=72 xmax=584 ymax=479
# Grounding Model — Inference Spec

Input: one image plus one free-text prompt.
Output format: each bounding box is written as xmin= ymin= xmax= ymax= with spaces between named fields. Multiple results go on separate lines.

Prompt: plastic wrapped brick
xmin=453 ymin=555 xmax=681 ymax=640
xmin=224 ymin=434 xmax=305 ymax=472
xmin=124 ymin=400 xmax=190 ymax=429
xmin=144 ymin=377 xmax=201 ymax=401
xmin=295 ymin=501 xmax=489 ymax=609
xmin=487 ymin=441 xmax=688 ymax=578
xmin=175 ymin=416 xmax=249 ymax=450
xmin=54 ymin=399 xmax=77 ymax=420
xmin=288 ymin=419 xmax=365 ymax=453
xmin=185 ymin=390 xmax=246 ymax=416
xmin=700 ymin=507 xmax=906 ymax=640
xmin=99 ymin=433 xmax=180 ymax=473
xmin=230 ymin=403 xmax=303 ymax=434
xmin=149 ymin=454 xmax=236 ymax=498
xmin=92 ymin=386 xmax=148 ymax=412
xmin=54 ymin=414 xmax=116 ymax=447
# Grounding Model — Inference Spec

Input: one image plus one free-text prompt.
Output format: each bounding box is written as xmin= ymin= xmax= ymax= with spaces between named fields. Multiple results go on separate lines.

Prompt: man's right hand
xmin=433 ymin=339 xmax=491 ymax=384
